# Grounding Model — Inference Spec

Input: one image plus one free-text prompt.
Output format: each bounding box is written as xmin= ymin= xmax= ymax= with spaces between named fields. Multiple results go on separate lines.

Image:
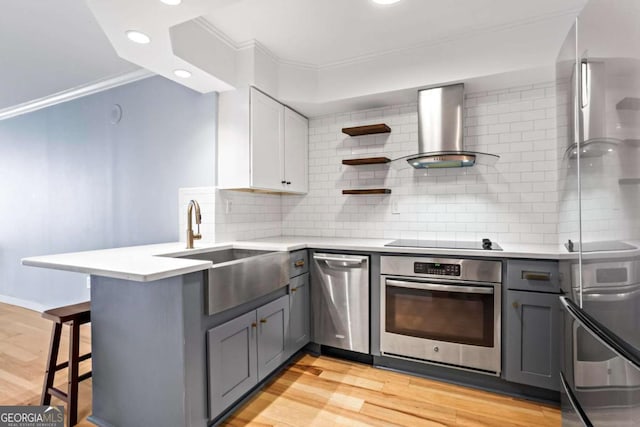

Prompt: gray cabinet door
xmin=207 ymin=310 xmax=257 ymax=419
xmin=504 ymin=290 xmax=561 ymax=391
xmin=256 ymin=295 xmax=290 ymax=381
xmin=287 ymin=273 xmax=310 ymax=357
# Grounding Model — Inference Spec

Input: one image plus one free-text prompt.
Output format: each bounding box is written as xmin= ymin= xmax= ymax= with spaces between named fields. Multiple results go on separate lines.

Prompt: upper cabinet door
xmin=283 ymin=107 xmax=309 ymax=194
xmin=250 ymin=88 xmax=284 ymax=191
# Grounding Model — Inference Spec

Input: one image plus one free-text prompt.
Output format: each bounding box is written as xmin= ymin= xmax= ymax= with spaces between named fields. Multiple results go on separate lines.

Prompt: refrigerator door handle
xmin=560 ymin=296 xmax=640 ymax=370
xmin=580 ymin=59 xmax=590 ymax=109
xmin=560 ymin=372 xmax=593 ymax=427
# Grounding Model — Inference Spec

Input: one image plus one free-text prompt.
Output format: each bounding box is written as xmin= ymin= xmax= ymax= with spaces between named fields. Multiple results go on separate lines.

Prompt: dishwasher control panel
xmin=414 ymin=262 xmax=461 ymax=276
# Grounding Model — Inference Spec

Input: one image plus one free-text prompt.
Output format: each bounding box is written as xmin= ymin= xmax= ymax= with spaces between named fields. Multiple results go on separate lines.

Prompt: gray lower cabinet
xmin=287 ymin=273 xmax=310 ymax=357
xmin=207 ymin=294 xmax=289 ymax=420
xmin=207 ymin=310 xmax=258 ymax=418
xmin=504 ymin=290 xmax=561 ymax=391
xmin=256 ymin=295 xmax=290 ymax=381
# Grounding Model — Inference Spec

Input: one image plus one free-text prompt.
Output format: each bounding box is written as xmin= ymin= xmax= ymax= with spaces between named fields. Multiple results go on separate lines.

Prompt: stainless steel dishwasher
xmin=311 ymin=253 xmax=369 ymax=353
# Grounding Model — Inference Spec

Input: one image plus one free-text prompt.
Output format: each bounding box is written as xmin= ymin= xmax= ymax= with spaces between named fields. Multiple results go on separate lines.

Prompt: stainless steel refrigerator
xmin=556 ymin=0 xmax=640 ymax=425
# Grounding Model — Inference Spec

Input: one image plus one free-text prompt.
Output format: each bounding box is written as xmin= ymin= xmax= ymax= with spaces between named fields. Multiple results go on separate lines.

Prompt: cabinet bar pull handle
xmin=294 ymin=259 xmax=305 ymax=267
xmin=251 ymin=322 xmax=257 ymax=328
xmin=286 ymin=181 xmax=291 ymax=185
xmin=281 ymin=180 xmax=286 ymax=184
xmin=291 ymin=287 xmax=297 ymax=293
xmin=522 ymin=271 xmax=551 ymax=281
xmin=260 ymin=319 xmax=267 ymax=324
xmin=512 ymin=301 xmax=519 ymax=309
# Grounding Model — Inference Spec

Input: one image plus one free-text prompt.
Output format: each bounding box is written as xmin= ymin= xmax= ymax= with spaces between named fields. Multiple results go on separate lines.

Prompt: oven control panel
xmin=414 ymin=262 xmax=461 ymax=276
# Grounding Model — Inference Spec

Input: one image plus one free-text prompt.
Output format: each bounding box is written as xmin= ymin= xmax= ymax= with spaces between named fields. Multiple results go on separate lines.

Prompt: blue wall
xmin=0 ymin=76 xmax=216 ymax=309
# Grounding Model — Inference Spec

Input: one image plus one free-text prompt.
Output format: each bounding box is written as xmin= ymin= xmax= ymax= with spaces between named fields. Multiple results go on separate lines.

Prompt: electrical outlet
xmin=391 ymin=201 xmax=400 ymax=215
xmin=225 ymin=199 xmax=232 ymax=214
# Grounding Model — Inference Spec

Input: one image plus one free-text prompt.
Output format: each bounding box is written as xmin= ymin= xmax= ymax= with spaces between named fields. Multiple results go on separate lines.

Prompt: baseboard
xmin=0 ymin=294 xmax=47 ymax=313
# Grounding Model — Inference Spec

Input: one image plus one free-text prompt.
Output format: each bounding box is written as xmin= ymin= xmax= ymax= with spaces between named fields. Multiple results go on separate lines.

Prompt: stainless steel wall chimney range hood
xmin=398 ymin=84 xmax=499 ymax=168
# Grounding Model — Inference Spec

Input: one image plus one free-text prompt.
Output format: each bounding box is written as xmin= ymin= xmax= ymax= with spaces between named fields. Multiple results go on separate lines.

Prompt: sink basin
xmin=174 ymin=248 xmax=289 ymax=315
xmin=178 ymin=248 xmax=274 ymax=264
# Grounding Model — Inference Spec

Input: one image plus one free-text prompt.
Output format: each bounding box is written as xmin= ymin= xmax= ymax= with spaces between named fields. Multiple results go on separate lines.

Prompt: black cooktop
xmin=385 ymin=239 xmax=502 ymax=251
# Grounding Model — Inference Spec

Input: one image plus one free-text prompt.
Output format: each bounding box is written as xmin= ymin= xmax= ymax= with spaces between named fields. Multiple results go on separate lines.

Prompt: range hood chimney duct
xmin=402 ymin=83 xmax=499 ymax=169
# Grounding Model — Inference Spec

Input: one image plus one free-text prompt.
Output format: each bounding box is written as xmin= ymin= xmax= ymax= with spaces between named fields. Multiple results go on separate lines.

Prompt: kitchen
xmin=1 ymin=0 xmax=639 ymax=426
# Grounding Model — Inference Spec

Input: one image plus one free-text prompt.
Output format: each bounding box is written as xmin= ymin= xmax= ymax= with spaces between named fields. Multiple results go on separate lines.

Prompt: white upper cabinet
xmin=250 ymin=89 xmax=284 ymax=190
xmin=283 ymin=107 xmax=309 ymax=194
xmin=217 ymin=86 xmax=308 ymax=194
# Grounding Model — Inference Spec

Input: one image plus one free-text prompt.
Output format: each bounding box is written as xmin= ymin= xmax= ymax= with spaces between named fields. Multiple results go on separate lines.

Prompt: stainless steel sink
xmin=174 ymin=248 xmax=289 ymax=315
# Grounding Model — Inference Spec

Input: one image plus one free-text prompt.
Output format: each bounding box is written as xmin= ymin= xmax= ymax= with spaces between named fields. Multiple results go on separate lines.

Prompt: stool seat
xmin=41 ymin=301 xmax=91 ymax=427
xmin=42 ymin=302 xmax=90 ymax=324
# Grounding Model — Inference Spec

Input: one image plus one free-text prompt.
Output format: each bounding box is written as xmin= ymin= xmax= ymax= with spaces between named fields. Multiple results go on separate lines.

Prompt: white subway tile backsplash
xmin=181 ymin=82 xmax=560 ymax=246
xmin=282 ymin=82 xmax=559 ymax=244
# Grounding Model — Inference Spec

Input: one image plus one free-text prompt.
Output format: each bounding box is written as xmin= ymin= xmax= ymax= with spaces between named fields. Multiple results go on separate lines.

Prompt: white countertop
xmin=22 ymin=236 xmax=574 ymax=283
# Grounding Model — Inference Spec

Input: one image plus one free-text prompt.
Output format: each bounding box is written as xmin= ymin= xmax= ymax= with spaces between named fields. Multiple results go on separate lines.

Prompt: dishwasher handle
xmin=313 ymin=254 xmax=368 ymax=266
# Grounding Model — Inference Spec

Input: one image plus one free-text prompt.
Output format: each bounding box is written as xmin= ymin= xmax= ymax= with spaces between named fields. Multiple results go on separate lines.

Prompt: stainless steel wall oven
xmin=380 ymin=256 xmax=502 ymax=375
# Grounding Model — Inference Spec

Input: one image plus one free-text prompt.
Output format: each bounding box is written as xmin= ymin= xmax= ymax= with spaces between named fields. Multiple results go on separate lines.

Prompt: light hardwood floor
xmin=0 ymin=303 xmax=560 ymax=426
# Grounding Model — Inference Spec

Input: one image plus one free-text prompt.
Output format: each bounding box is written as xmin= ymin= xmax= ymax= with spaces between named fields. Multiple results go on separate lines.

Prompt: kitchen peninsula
xmin=23 ymin=236 xmax=576 ymax=426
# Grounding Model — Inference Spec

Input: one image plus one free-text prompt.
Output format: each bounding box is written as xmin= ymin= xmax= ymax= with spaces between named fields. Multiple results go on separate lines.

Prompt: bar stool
xmin=41 ymin=302 xmax=92 ymax=427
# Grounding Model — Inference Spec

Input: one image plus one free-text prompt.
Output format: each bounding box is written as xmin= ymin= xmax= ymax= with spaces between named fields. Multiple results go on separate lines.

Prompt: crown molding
xmin=192 ymin=16 xmax=239 ymax=50
xmin=195 ymin=6 xmax=581 ymax=74
xmin=194 ymin=18 xmax=293 ymax=70
xmin=317 ymin=7 xmax=583 ymax=70
xmin=0 ymin=69 xmax=153 ymax=121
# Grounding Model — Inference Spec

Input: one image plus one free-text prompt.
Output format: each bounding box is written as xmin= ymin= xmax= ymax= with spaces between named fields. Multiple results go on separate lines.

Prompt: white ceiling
xmin=1 ymin=0 xmax=589 ymax=116
xmin=205 ymin=0 xmax=587 ymax=68
xmin=0 ymin=0 xmax=139 ymax=111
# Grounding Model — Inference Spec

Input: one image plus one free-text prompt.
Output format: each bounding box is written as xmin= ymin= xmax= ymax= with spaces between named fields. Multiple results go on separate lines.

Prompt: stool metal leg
xmin=67 ymin=321 xmax=80 ymax=427
xmin=41 ymin=322 xmax=62 ymax=406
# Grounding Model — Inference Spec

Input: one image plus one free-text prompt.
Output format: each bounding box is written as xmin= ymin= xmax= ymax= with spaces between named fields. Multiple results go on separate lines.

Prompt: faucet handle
xmin=194 ymin=224 xmax=202 ymax=240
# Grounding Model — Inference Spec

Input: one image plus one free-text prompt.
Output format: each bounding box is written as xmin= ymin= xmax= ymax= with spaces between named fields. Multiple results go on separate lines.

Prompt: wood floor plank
xmin=359 ymin=401 xmax=450 ymax=427
xmin=276 ymin=369 xmax=459 ymax=425
xmin=0 ymin=302 xmax=561 ymax=427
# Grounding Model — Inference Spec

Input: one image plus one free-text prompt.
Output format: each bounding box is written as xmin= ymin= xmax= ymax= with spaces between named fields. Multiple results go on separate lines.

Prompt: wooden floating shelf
xmin=342 ymin=157 xmax=391 ymax=166
xmin=342 ymin=123 xmax=391 ymax=137
xmin=342 ymin=189 xmax=392 ymax=195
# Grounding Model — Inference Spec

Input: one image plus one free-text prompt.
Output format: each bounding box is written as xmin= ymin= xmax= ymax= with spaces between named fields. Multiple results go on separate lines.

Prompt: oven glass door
xmin=385 ymin=279 xmax=494 ymax=347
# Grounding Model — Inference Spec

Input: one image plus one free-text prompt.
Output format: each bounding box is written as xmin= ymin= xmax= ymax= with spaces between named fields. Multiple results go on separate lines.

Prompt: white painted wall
xmin=0 ymin=76 xmax=216 ymax=310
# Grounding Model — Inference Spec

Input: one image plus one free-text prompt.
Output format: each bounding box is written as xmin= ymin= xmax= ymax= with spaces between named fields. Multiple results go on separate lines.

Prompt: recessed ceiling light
xmin=372 ymin=0 xmax=402 ymax=4
xmin=126 ymin=30 xmax=151 ymax=44
xmin=173 ymin=69 xmax=192 ymax=78
xmin=160 ymin=0 xmax=181 ymax=5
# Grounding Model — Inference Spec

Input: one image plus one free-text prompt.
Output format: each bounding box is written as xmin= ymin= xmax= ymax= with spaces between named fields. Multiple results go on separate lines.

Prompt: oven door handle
xmin=386 ymin=279 xmax=494 ymax=295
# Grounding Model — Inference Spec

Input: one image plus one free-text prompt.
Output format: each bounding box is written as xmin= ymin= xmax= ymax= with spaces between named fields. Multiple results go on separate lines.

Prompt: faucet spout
xmin=186 ymin=199 xmax=202 ymax=249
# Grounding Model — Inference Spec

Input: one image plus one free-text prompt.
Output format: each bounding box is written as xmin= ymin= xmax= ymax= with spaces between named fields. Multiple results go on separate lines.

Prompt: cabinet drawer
xmin=506 ymin=260 xmax=560 ymax=293
xmin=289 ymin=250 xmax=308 ymax=277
